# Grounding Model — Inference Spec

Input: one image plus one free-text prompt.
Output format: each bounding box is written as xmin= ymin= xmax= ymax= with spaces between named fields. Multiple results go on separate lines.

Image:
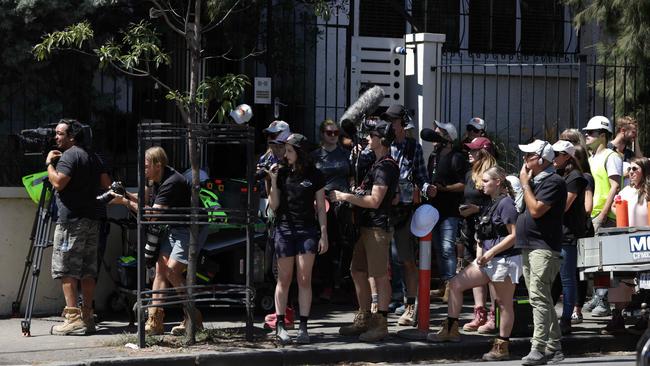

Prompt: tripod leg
xmin=12 ymin=195 xmax=48 ymax=317
xmin=21 ymin=190 xmax=55 ymax=336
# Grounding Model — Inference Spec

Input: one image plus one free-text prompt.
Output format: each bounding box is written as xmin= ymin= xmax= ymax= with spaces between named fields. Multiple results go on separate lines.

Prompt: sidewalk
xmin=0 ymin=301 xmax=641 ymax=365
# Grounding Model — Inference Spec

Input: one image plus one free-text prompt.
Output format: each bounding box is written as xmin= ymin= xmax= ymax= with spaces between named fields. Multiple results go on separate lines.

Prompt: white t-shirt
xmin=618 ymin=185 xmax=648 ymax=227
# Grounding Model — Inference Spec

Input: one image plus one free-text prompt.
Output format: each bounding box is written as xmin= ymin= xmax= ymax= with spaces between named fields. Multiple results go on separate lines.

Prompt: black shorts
xmin=274 ymin=224 xmax=319 ymax=258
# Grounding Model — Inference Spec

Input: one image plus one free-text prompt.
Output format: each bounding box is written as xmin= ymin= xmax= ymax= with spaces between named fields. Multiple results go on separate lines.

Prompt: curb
xmin=66 ymin=332 xmax=640 ymax=366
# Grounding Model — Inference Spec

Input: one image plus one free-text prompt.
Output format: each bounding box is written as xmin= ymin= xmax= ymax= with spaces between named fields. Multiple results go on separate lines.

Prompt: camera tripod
xmin=12 ymin=177 xmax=56 ymax=336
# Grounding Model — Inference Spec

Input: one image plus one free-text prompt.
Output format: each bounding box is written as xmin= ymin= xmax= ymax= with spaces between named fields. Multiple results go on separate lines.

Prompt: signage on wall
xmin=254 ymin=77 xmax=272 ymax=105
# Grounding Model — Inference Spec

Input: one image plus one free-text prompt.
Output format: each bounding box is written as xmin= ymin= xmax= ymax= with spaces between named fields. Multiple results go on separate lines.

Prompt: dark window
xmin=359 ymin=0 xmax=405 ymax=38
xmin=520 ymin=0 xmax=565 ymax=55
xmin=468 ymin=0 xmax=516 ymax=54
xmin=411 ymin=0 xmax=460 ymax=52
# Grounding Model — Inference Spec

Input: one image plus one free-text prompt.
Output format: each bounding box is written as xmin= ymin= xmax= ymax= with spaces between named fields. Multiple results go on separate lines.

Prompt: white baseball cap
xmin=552 ymin=140 xmax=576 ymax=157
xmin=230 ymin=104 xmax=253 ymax=125
xmin=410 ymin=204 xmax=440 ymax=237
xmin=467 ymin=117 xmax=485 ymax=130
xmin=582 ymin=115 xmax=613 ymax=134
xmin=518 ymin=139 xmax=554 ymax=163
xmin=434 ymin=120 xmax=458 ymax=141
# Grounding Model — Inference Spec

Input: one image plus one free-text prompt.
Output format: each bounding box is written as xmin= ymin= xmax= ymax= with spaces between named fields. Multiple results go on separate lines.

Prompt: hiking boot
xmin=359 ymin=313 xmax=388 ymax=342
xmin=570 ymin=311 xmax=583 ymax=324
xmin=264 ymin=306 xmax=295 ymax=330
xmin=51 ymin=307 xmax=87 ymax=336
xmin=600 ymin=309 xmax=626 ymax=335
xmin=544 ymin=349 xmax=565 ymax=364
xmin=521 ymin=349 xmax=547 ymax=365
xmin=339 ymin=310 xmax=371 ymax=336
xmin=81 ymin=306 xmax=96 ymax=334
xmin=478 ymin=308 xmax=497 ymax=334
xmin=171 ymin=308 xmax=204 ymax=336
xmin=592 ymin=298 xmax=612 ymax=317
xmin=397 ymin=304 xmax=417 ymax=326
xmin=463 ymin=306 xmax=488 ymax=332
xmin=441 ymin=282 xmax=450 ymax=303
xmin=430 ymin=281 xmax=447 ymax=299
xmin=145 ymin=307 xmax=165 ymax=335
xmin=427 ymin=319 xmax=461 ymax=342
xmin=482 ymin=338 xmax=510 ymax=361
xmin=559 ymin=318 xmax=572 ymax=335
xmin=296 ymin=326 xmax=310 ymax=344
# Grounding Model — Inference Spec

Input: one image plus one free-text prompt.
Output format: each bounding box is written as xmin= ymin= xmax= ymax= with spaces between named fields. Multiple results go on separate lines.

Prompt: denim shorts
xmin=159 ymin=226 xmax=208 ymax=265
xmin=274 ymin=224 xmax=319 ymax=258
xmin=51 ymin=218 xmax=100 ymax=279
xmin=480 ymin=255 xmax=523 ymax=284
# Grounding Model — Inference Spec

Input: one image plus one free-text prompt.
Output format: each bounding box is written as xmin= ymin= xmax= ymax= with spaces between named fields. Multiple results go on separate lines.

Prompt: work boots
xmin=478 ymin=308 xmax=497 ymax=334
xmin=463 ymin=306 xmax=488 ymax=332
xmin=51 ymin=307 xmax=87 ymax=335
xmin=339 ymin=310 xmax=371 ymax=336
xmin=145 ymin=307 xmax=165 ymax=335
xmin=359 ymin=313 xmax=388 ymax=342
xmin=427 ymin=318 xmax=461 ymax=342
xmin=81 ymin=306 xmax=96 ymax=334
xmin=430 ymin=281 xmax=447 ymax=299
xmin=482 ymin=338 xmax=510 ymax=361
xmin=397 ymin=303 xmax=417 ymax=326
xmin=171 ymin=308 xmax=204 ymax=336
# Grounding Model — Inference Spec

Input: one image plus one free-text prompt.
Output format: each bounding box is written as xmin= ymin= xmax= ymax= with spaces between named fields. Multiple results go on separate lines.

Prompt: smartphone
xmin=459 ymin=204 xmax=470 ymax=211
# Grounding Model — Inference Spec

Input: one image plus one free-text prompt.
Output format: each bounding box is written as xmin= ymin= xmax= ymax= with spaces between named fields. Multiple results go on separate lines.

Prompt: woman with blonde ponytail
xmin=428 ymin=166 xmax=521 ymax=362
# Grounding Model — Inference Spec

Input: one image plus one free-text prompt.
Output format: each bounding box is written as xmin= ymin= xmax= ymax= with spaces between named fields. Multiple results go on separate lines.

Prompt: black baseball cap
xmin=284 ymin=133 xmax=309 ymax=149
xmin=380 ymin=104 xmax=407 ymax=120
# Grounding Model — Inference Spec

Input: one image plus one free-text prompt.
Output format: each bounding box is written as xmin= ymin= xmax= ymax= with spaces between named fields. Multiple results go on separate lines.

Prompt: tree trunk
xmin=184 ymin=0 xmax=203 ymax=346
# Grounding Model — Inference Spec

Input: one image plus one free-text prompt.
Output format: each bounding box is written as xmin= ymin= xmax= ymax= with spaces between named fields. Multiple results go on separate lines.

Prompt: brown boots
xmin=339 ymin=311 xmax=388 ymax=342
xmin=171 ymin=308 xmax=204 ymax=336
xmin=430 ymin=281 xmax=450 ymax=303
xmin=427 ymin=318 xmax=461 ymax=342
xmin=145 ymin=307 xmax=165 ymax=335
xmin=482 ymin=338 xmax=510 ymax=361
xmin=51 ymin=307 xmax=87 ymax=335
xmin=81 ymin=305 xmax=96 ymax=334
xmin=339 ymin=310 xmax=371 ymax=336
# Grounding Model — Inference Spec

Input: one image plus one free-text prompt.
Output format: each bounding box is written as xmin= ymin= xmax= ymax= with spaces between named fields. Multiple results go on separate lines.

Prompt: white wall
xmin=0 ymin=188 xmax=125 ymax=317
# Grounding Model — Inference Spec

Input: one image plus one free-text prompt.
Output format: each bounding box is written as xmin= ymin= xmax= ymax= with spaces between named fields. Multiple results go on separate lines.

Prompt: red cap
xmin=464 ymin=137 xmax=494 ymax=154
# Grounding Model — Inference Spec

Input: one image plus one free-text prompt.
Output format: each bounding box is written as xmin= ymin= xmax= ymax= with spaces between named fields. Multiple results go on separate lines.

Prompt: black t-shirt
xmin=515 ymin=173 xmax=567 ymax=252
xmin=152 ymin=166 xmax=191 ymax=223
xmin=562 ymin=169 xmax=588 ymax=242
xmin=427 ymin=149 xmax=469 ymax=218
xmin=311 ymin=146 xmax=351 ymax=193
xmin=276 ymin=165 xmax=326 ymax=228
xmin=358 ymin=156 xmax=399 ymax=228
xmin=464 ymin=171 xmax=491 ymax=207
xmin=55 ymin=145 xmax=102 ymax=223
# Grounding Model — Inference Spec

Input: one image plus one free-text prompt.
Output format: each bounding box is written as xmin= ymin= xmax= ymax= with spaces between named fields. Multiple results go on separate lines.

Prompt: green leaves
xmin=33 ymin=21 xmax=94 ymax=61
xmin=197 ymin=74 xmax=250 ymax=123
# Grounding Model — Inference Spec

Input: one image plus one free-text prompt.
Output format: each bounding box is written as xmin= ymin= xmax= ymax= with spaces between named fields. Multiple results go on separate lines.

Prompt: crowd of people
xmin=257 ymin=106 xmax=648 ymax=365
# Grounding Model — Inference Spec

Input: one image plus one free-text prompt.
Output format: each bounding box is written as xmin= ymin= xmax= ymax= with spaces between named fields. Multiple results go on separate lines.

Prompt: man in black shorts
xmin=47 ymin=119 xmax=104 ymax=335
xmin=330 ymin=120 xmax=399 ymax=342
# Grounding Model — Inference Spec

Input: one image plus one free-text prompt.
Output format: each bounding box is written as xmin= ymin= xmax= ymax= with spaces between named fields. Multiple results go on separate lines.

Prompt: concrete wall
xmin=0 ymin=188 xmax=126 ymax=317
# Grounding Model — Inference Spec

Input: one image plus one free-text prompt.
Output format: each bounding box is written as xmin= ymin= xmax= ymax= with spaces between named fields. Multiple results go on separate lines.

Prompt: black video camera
xmin=17 ymin=127 xmax=56 ymax=155
xmin=96 ymin=181 xmax=126 ymax=204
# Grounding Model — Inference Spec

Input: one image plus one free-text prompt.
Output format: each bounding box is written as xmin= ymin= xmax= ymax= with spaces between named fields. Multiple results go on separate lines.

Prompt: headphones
xmin=537 ymin=141 xmax=548 ymax=166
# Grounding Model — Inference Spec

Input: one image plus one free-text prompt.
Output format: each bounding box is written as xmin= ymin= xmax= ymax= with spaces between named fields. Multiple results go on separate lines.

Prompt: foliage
xmin=562 ymin=0 xmax=650 ymax=121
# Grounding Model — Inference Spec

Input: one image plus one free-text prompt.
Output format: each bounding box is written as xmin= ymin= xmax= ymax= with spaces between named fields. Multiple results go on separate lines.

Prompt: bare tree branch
xmin=202 ymin=0 xmax=241 ymax=33
xmin=202 ymin=46 xmax=264 ymax=61
xmin=107 ymin=59 xmax=174 ymax=93
xmin=185 ymin=1 xmax=192 ymax=35
xmin=149 ymin=0 xmax=186 ymax=36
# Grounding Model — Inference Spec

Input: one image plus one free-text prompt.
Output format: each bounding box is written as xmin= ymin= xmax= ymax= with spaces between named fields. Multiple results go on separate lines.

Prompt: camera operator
xmin=331 ymin=120 xmax=399 ymax=342
xmin=46 ymin=119 xmax=107 ymax=336
xmin=115 ymin=146 xmax=202 ymax=336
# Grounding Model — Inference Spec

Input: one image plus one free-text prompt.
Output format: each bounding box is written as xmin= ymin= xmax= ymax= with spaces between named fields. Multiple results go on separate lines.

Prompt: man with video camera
xmin=46 ymin=119 xmax=107 ymax=336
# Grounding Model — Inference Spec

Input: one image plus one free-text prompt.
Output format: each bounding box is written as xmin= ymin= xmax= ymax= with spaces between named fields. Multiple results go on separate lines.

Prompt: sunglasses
xmin=266 ymin=132 xmax=279 ymax=140
xmin=584 ymin=130 xmax=601 ymax=137
xmin=324 ymin=130 xmax=340 ymax=137
xmin=630 ymin=166 xmax=641 ymax=172
xmin=466 ymin=125 xmax=480 ymax=133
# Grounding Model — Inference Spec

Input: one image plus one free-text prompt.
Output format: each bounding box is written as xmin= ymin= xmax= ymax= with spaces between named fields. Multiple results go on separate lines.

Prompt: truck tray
xmin=578 ymin=226 xmax=650 ymax=270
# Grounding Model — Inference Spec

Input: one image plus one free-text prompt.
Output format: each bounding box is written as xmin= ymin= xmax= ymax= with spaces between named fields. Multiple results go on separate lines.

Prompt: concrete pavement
xmin=0 ymin=302 xmax=642 ymax=365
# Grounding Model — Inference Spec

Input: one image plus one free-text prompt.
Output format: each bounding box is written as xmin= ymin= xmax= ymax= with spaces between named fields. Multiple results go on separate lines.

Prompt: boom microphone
xmin=420 ymin=128 xmax=447 ymax=143
xmin=339 ymin=86 xmax=385 ymax=127
xmin=341 ymin=119 xmax=358 ymax=139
